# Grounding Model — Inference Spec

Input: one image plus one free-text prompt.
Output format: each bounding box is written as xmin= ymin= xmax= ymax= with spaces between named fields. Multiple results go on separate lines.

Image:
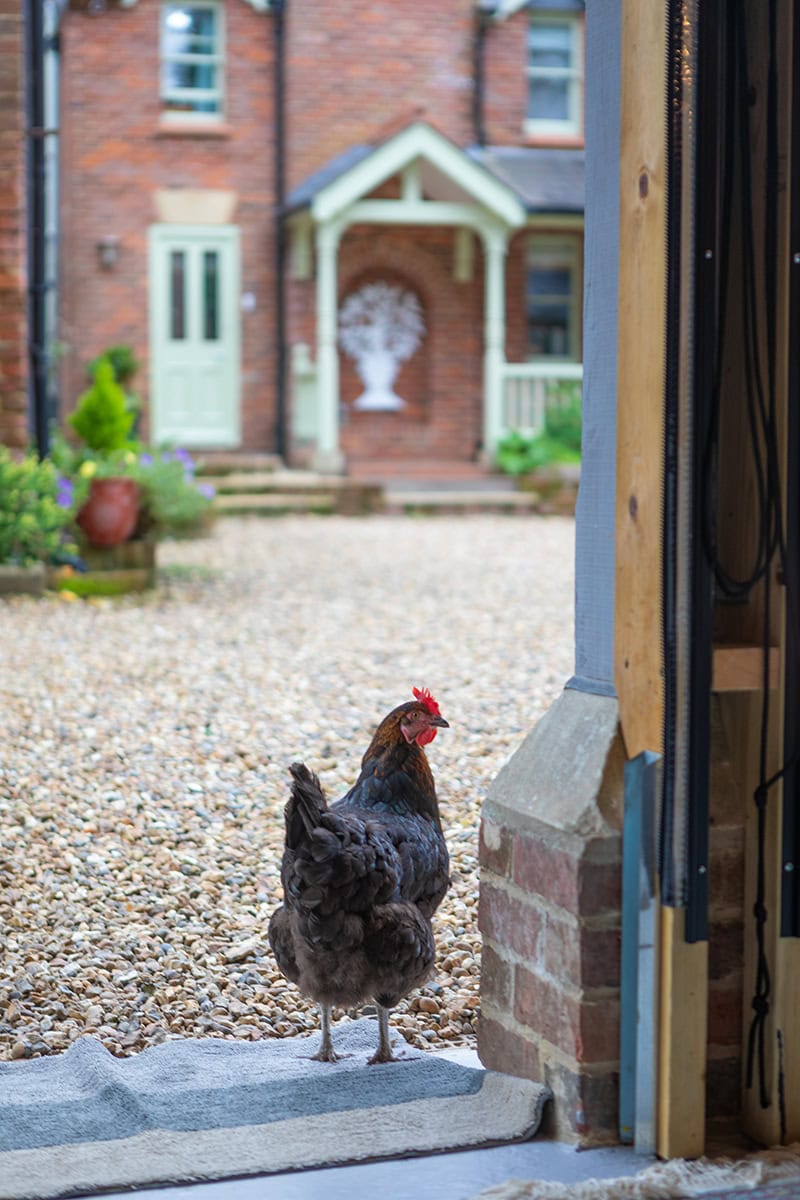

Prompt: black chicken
xmin=268 ymin=688 xmax=450 ymax=1064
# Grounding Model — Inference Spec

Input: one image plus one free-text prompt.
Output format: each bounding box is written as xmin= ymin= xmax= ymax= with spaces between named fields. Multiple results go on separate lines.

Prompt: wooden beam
xmin=712 ymin=645 xmax=780 ymax=693
xmin=657 ymin=906 xmax=708 ymax=1159
xmin=615 ymin=0 xmax=667 ymax=760
xmin=775 ymin=940 xmax=800 ymax=1142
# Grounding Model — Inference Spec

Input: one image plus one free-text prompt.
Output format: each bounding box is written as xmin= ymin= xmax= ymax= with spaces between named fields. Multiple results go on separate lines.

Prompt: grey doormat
xmin=0 ymin=1018 xmax=550 ymax=1200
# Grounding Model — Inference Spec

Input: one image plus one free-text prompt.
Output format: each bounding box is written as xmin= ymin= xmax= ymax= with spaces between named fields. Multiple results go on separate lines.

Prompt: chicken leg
xmin=310 ymin=1003 xmax=344 ymax=1063
xmin=368 ymin=1005 xmax=399 ymax=1065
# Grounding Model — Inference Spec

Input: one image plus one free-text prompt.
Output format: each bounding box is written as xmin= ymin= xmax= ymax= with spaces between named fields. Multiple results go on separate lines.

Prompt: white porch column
xmin=313 ymin=220 xmax=345 ymax=473
xmin=481 ymin=225 xmax=509 ymax=461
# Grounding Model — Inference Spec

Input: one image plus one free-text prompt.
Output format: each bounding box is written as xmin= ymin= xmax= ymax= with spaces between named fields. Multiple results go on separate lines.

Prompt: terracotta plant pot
xmin=77 ymin=477 xmax=141 ymax=547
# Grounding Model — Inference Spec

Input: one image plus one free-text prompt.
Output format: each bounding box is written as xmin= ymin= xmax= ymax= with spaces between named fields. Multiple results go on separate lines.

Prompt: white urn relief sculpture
xmin=338 ymin=281 xmax=425 ymax=411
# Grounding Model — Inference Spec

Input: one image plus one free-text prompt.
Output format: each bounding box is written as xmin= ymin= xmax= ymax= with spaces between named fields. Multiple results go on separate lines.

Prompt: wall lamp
xmin=96 ymin=235 xmax=120 ymax=269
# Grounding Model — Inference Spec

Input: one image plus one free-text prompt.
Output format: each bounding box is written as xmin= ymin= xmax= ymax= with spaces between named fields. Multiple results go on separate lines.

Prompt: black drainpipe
xmin=273 ymin=0 xmax=287 ymax=461
xmin=24 ymin=0 xmax=49 ymax=457
xmin=473 ymin=1 xmax=494 ymax=147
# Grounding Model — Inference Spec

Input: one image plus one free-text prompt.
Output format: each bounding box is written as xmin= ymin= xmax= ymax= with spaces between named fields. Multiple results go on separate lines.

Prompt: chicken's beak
xmin=431 ymin=715 xmax=449 ymax=728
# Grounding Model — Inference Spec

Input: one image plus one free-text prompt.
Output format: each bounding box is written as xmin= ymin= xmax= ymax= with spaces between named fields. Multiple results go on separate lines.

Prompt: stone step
xmin=348 ymin=459 xmax=492 ymax=481
xmin=385 ymin=476 xmax=517 ymax=494
xmin=383 ymin=489 xmax=540 ymax=513
xmin=203 ymin=471 xmax=344 ymax=494
xmin=195 ymin=453 xmax=283 ymax=476
xmin=214 ymin=492 xmax=336 ymax=514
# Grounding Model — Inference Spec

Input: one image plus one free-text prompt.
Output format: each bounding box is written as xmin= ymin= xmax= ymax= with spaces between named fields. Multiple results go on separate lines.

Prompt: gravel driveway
xmin=0 ymin=514 xmax=574 ymax=1061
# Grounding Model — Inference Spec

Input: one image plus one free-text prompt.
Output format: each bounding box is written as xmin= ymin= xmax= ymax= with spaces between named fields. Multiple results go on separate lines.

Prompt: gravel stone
xmin=0 ymin=515 xmax=574 ymax=1060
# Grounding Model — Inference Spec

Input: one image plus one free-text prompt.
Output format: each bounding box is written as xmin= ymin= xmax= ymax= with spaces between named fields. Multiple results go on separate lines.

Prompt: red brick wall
xmin=479 ymin=700 xmax=749 ymax=1141
xmin=58 ymin=0 xmax=275 ymax=447
xmin=0 ymin=0 xmax=29 ymax=449
xmin=482 ymin=8 xmax=527 ymax=146
xmin=285 ymin=0 xmax=476 ymax=193
xmin=478 ymin=810 xmax=622 ymax=1142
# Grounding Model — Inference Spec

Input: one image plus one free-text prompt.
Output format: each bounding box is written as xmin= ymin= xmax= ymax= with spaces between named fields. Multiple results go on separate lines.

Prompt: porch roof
xmin=284 ymin=120 xmax=527 ymax=228
xmin=285 ymin=127 xmax=584 ymax=226
xmin=467 ymin=146 xmax=584 ymax=215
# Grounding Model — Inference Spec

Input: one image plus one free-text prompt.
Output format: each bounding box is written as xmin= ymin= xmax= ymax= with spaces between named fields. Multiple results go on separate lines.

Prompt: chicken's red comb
xmin=412 ymin=687 xmax=441 ymax=717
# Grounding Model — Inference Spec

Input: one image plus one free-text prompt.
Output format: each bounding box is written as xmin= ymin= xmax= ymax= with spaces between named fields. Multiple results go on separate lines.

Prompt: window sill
xmin=155 ymin=119 xmax=232 ymax=139
xmin=523 ymin=131 xmax=585 ymax=150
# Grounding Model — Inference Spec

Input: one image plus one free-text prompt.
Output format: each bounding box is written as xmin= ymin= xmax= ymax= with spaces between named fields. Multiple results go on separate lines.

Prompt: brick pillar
xmin=0 ymin=0 xmax=29 ymax=448
xmin=478 ymin=688 xmax=624 ymax=1143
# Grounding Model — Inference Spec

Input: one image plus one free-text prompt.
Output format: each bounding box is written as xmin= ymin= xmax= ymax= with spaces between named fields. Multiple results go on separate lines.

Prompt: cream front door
xmin=149 ymin=225 xmax=241 ymax=447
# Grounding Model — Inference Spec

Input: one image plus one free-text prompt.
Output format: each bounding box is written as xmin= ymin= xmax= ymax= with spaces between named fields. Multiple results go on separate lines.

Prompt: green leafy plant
xmin=542 ymin=394 xmax=581 ymax=455
xmin=87 ymin=345 xmax=140 ymax=388
xmin=0 ymin=448 xmax=77 ymax=566
xmin=68 ymin=358 xmax=136 ymax=453
xmin=496 ymin=394 xmax=582 ymax=476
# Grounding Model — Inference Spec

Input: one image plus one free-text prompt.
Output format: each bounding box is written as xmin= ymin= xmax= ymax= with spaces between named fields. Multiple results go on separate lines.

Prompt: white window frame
xmin=160 ymin=1 xmax=225 ymax=122
xmin=524 ymin=12 xmax=583 ymax=138
xmin=526 ymin=235 xmax=582 ymax=362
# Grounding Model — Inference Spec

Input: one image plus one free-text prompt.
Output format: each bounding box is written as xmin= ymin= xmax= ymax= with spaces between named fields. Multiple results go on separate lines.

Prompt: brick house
xmin=50 ymin=0 xmax=585 ymax=470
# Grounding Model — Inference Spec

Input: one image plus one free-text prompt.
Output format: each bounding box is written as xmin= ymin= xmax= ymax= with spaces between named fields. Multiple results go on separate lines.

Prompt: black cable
xmin=705 ymin=4 xmax=786 ymax=604
xmin=734 ymin=0 xmax=786 ymax=1111
xmin=778 ymin=1028 xmax=787 ymax=1143
xmin=697 ymin=0 xmax=790 ymax=1110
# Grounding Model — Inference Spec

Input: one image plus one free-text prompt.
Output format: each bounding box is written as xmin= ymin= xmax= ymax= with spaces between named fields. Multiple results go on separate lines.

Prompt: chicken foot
xmin=368 ymin=1005 xmax=401 ymax=1065
xmin=309 ymin=1003 xmax=347 ymax=1062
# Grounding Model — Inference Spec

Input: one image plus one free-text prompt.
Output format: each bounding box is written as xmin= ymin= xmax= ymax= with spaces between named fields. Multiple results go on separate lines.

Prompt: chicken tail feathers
xmin=285 ymin=761 xmax=327 ymax=847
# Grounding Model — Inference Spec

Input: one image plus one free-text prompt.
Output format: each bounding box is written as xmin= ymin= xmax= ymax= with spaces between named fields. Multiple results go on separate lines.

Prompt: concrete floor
xmin=91 ymin=1140 xmax=651 ymax=1200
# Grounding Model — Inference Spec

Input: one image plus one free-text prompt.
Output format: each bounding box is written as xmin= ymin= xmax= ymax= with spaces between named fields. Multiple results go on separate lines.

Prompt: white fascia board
xmin=345 ymin=199 xmax=492 ymax=230
xmin=491 ymin=0 xmax=529 ymax=20
xmin=311 ymin=122 xmax=526 ymax=229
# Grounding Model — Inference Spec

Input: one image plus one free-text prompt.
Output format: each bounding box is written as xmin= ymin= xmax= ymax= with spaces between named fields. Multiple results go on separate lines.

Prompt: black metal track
xmin=685 ymin=0 xmax=721 ymax=944
xmin=24 ymin=0 xmax=49 ymax=457
xmin=781 ymin=0 xmax=800 ymax=939
xmin=662 ymin=0 xmax=716 ymax=942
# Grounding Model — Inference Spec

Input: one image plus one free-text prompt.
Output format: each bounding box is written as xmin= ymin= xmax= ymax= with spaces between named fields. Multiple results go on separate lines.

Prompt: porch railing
xmin=499 ymin=361 xmax=583 ymax=438
xmin=291 ymin=345 xmax=583 ymax=453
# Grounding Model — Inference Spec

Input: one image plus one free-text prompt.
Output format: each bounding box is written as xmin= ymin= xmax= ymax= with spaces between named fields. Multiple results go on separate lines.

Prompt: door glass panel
xmin=170 ymin=250 xmax=186 ymax=340
xmin=203 ymin=249 xmax=220 ymax=340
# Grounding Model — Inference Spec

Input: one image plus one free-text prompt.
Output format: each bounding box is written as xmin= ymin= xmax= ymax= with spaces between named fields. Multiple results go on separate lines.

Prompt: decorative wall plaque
xmin=338 ymin=282 xmax=425 ymax=411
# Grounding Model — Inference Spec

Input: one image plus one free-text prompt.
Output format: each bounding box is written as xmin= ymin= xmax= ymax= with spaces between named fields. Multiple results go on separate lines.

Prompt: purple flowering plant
xmin=129 ymin=447 xmax=215 ymax=538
